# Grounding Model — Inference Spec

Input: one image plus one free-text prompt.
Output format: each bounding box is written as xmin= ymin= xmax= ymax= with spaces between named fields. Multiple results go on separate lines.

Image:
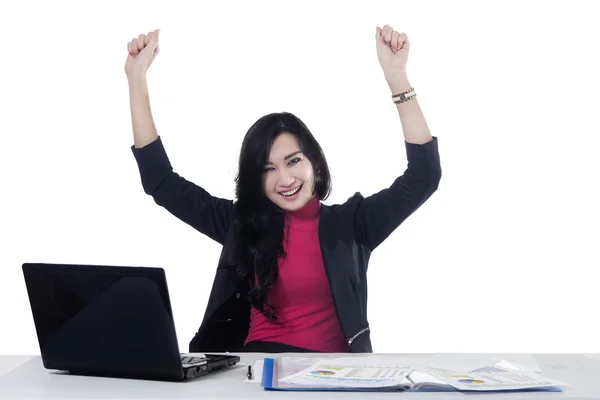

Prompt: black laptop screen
xmin=22 ymin=263 xmax=173 ymax=350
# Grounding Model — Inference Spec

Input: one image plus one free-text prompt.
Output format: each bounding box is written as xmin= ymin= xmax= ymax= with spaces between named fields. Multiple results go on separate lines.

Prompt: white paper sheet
xmin=420 ymin=365 xmax=568 ymax=391
xmin=277 ymin=359 xmax=412 ymax=389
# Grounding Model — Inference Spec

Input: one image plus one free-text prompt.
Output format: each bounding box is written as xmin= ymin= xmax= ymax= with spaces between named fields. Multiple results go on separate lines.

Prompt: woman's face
xmin=262 ymin=132 xmax=315 ymax=211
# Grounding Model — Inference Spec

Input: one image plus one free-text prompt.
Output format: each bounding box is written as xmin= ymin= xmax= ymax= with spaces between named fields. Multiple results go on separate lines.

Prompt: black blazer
xmin=131 ymin=135 xmax=441 ymax=353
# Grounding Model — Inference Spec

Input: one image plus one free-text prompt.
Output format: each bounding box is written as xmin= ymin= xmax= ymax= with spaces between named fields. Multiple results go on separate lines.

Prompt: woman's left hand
xmin=375 ymin=25 xmax=409 ymax=78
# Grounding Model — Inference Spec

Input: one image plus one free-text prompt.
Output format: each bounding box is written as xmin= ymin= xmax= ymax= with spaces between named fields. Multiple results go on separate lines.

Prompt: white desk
xmin=1 ymin=353 xmax=600 ymax=399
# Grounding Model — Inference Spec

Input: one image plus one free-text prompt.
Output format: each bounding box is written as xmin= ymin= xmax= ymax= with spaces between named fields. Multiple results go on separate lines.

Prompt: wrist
xmin=385 ymin=72 xmax=410 ymax=93
xmin=127 ymin=73 xmax=148 ymax=90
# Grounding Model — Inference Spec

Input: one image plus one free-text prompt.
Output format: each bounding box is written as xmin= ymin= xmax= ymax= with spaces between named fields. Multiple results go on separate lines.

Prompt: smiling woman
xmin=241 ymin=120 xmax=331 ymax=215
xmin=262 ymin=134 xmax=316 ymax=209
xmin=128 ymin=26 xmax=442 ymax=354
xmin=231 ymin=113 xmax=333 ymax=332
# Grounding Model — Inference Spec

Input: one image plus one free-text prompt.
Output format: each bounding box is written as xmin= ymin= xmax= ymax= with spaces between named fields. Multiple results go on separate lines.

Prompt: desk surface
xmin=1 ymin=353 xmax=600 ymax=399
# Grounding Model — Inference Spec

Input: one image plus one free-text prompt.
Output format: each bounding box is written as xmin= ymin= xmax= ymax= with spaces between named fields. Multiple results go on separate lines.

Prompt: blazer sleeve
xmin=131 ymin=136 xmax=234 ymax=245
xmin=354 ymin=136 xmax=441 ymax=251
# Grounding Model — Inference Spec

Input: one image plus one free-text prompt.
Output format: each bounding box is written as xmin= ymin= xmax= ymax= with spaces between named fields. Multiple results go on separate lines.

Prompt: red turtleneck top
xmin=244 ymin=196 xmax=348 ymax=352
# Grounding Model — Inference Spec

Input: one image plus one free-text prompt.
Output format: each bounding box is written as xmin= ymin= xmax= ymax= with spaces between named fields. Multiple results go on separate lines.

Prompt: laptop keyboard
xmin=181 ymin=356 xmax=206 ymax=365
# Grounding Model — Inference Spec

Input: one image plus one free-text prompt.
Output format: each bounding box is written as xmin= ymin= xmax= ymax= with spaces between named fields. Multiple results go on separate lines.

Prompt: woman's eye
xmin=289 ymin=157 xmax=301 ymax=165
xmin=263 ymin=167 xmax=274 ymax=173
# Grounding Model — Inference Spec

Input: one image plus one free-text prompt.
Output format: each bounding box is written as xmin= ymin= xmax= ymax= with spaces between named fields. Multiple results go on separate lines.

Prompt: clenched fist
xmin=375 ymin=25 xmax=409 ymax=77
xmin=125 ymin=29 xmax=160 ymax=79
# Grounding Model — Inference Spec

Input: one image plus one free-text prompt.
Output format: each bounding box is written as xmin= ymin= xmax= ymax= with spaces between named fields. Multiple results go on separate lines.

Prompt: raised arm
xmin=125 ymin=30 xmax=234 ymax=244
xmin=354 ymin=26 xmax=442 ymax=251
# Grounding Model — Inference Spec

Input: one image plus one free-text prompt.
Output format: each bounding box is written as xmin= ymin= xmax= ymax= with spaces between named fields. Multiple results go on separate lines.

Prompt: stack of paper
xmin=260 ymin=355 xmax=569 ymax=392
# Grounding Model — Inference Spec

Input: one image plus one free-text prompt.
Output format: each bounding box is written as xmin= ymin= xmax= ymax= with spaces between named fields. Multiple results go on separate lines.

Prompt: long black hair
xmin=230 ymin=112 xmax=332 ymax=319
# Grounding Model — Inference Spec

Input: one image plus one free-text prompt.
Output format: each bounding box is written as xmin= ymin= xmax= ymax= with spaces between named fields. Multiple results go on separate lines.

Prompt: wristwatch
xmin=392 ymin=87 xmax=416 ymax=104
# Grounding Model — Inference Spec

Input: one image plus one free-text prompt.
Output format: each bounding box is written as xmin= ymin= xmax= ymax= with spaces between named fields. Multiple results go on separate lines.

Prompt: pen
xmin=247 ymin=365 xmax=253 ymax=380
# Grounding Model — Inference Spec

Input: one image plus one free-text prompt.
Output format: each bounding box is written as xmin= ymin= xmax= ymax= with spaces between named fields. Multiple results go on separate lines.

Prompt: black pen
xmin=247 ymin=365 xmax=253 ymax=380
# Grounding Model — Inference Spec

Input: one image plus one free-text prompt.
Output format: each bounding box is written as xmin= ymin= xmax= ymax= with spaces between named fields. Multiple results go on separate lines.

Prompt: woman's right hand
xmin=125 ymin=29 xmax=160 ymax=80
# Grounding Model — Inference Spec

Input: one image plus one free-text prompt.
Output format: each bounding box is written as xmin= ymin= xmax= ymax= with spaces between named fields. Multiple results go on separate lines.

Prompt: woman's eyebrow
xmin=266 ymin=151 xmax=302 ymax=165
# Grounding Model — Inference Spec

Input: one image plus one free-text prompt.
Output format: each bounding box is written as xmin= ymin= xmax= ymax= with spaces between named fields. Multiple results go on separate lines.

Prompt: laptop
xmin=21 ymin=262 xmax=240 ymax=381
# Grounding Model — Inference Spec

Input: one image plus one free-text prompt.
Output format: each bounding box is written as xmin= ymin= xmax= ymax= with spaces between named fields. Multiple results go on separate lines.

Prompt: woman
xmin=125 ymin=25 xmax=441 ymax=353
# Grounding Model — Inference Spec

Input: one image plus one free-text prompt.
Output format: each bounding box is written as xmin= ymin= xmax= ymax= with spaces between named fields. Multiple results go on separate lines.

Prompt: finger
xmin=382 ymin=25 xmax=393 ymax=44
xmin=152 ymin=29 xmax=160 ymax=54
xmin=398 ymin=32 xmax=409 ymax=49
xmin=130 ymin=39 xmax=139 ymax=55
xmin=391 ymin=31 xmax=400 ymax=52
xmin=137 ymin=34 xmax=146 ymax=51
xmin=375 ymin=27 xmax=385 ymax=44
xmin=132 ymin=37 xmax=142 ymax=54
xmin=145 ymin=30 xmax=159 ymax=45
xmin=147 ymin=31 xmax=159 ymax=51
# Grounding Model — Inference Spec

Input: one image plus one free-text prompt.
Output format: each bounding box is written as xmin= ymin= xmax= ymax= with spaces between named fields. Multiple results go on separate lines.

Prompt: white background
xmin=1 ymin=0 xmax=599 ymax=355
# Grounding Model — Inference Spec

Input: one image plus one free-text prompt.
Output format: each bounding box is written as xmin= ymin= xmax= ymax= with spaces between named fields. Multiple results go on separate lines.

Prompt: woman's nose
xmin=278 ymin=170 xmax=295 ymax=186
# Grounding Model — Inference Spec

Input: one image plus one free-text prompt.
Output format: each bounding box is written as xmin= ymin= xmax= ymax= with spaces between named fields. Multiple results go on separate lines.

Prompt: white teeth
xmin=281 ymin=186 xmax=301 ymax=196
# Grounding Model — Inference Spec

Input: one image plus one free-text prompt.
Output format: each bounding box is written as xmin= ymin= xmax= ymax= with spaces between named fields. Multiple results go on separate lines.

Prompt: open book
xmin=261 ymin=356 xmax=568 ymax=392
